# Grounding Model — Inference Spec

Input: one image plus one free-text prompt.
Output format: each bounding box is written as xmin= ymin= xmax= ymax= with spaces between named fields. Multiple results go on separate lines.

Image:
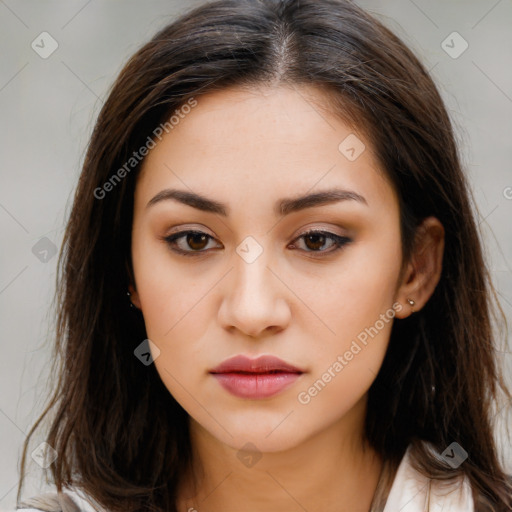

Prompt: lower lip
xmin=211 ymin=372 xmax=302 ymax=399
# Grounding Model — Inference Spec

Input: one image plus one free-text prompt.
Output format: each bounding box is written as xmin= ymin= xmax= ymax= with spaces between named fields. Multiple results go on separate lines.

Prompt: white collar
xmin=383 ymin=444 xmax=474 ymax=511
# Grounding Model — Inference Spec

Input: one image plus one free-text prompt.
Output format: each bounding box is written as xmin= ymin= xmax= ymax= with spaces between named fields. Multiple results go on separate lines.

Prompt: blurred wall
xmin=1 ymin=1 xmax=511 ymax=508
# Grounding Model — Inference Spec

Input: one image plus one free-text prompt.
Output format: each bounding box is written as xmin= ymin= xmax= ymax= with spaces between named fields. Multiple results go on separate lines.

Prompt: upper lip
xmin=210 ymin=355 xmax=304 ymax=374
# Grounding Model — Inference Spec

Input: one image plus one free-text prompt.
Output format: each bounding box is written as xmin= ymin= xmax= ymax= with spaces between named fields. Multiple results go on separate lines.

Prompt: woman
xmin=13 ymin=0 xmax=511 ymax=511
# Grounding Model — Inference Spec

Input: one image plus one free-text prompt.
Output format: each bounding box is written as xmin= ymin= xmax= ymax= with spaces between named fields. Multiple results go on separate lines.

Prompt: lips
xmin=209 ymin=355 xmax=304 ymax=399
xmin=210 ymin=354 xmax=304 ymax=374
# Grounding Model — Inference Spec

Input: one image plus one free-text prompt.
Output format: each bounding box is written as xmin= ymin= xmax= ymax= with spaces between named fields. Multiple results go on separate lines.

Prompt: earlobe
xmin=127 ymin=283 xmax=142 ymax=309
xmin=125 ymin=258 xmax=142 ymax=309
xmin=394 ymin=216 xmax=445 ymax=319
xmin=128 ymin=283 xmax=141 ymax=309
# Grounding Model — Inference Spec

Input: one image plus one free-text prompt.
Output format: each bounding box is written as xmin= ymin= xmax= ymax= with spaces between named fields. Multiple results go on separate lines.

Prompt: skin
xmin=129 ymin=84 xmax=444 ymax=512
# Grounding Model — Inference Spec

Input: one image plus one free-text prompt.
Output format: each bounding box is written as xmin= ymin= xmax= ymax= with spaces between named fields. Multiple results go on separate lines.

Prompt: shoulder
xmin=6 ymin=488 xmax=102 ymax=512
xmin=383 ymin=442 xmax=474 ymax=512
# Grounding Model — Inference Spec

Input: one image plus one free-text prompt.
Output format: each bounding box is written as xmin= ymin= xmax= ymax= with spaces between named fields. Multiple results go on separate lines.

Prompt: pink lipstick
xmin=209 ymin=355 xmax=304 ymax=399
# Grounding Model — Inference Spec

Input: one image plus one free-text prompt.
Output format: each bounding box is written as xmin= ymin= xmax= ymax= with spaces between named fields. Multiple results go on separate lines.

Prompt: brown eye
xmin=291 ymin=230 xmax=351 ymax=255
xmin=186 ymin=232 xmax=209 ymax=251
xmin=164 ymin=230 xmax=221 ymax=256
xmin=304 ymin=232 xmax=328 ymax=251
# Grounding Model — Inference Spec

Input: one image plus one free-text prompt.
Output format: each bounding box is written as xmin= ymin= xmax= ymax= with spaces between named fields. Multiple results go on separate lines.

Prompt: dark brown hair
xmin=17 ymin=0 xmax=511 ymax=510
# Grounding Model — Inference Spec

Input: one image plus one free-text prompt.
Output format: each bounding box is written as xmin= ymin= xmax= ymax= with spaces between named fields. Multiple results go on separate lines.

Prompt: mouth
xmin=209 ymin=355 xmax=304 ymax=399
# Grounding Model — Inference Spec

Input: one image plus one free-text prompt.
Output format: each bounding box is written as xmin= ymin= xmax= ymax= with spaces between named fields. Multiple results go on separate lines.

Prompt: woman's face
xmin=130 ymin=85 xmax=405 ymax=452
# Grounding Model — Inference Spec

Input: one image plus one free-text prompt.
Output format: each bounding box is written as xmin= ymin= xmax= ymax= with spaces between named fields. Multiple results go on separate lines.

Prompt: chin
xmin=197 ymin=414 xmax=312 ymax=454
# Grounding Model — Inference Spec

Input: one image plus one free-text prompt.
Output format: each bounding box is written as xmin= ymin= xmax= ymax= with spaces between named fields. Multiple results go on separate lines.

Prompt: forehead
xmin=135 ymin=84 xmax=397 ymax=216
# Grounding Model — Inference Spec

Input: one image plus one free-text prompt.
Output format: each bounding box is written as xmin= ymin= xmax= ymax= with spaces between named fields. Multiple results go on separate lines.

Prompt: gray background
xmin=1 ymin=0 xmax=511 ymax=508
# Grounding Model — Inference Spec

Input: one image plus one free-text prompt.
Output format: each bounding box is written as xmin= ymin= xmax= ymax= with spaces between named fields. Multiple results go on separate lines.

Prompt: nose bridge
xmin=232 ymin=234 xmax=274 ymax=307
xmin=218 ymin=235 xmax=290 ymax=336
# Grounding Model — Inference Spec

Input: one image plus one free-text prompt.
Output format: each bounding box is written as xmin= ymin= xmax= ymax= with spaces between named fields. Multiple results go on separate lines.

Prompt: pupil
xmin=188 ymin=233 xmax=207 ymax=250
xmin=306 ymin=234 xmax=325 ymax=250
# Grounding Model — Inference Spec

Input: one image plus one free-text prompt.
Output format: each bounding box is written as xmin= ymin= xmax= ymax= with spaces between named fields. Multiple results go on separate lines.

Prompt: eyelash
xmin=163 ymin=229 xmax=352 ymax=258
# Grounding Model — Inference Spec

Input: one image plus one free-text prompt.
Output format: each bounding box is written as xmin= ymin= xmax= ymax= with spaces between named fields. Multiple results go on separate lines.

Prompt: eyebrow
xmin=146 ymin=187 xmax=367 ymax=217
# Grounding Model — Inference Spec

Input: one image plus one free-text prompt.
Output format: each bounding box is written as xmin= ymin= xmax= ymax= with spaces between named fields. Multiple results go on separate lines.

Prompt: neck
xmin=177 ymin=402 xmax=383 ymax=512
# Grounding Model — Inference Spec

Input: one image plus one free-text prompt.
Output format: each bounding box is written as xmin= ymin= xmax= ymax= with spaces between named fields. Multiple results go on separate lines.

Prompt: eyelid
xmin=162 ymin=227 xmax=352 ymax=257
xmin=293 ymin=223 xmax=348 ymax=238
xmin=165 ymin=223 xmax=215 ymax=237
xmin=289 ymin=229 xmax=351 ymax=255
xmin=162 ymin=229 xmax=222 ymax=257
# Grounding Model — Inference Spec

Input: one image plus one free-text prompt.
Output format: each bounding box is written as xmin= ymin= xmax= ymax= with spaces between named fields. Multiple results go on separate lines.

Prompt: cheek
xmin=130 ymin=233 xmax=220 ymax=405
xmin=293 ymin=235 xmax=401 ymax=345
xmin=135 ymin=260 xmax=213 ymax=405
xmin=294 ymin=231 xmax=402 ymax=394
xmin=131 ymin=229 xmax=208 ymax=339
xmin=294 ymin=277 xmax=397 ymax=427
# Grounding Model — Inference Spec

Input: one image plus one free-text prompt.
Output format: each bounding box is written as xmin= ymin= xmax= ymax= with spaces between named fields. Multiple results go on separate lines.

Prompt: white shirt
xmin=382 ymin=445 xmax=474 ymax=511
xmin=6 ymin=445 xmax=474 ymax=512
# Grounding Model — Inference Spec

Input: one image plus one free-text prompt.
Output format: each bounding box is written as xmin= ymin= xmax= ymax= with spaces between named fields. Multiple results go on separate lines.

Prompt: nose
xmin=217 ymin=244 xmax=291 ymax=339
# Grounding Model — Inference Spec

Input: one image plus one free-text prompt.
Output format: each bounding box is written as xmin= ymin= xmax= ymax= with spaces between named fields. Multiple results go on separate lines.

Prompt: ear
xmin=126 ymin=259 xmax=142 ymax=309
xmin=394 ymin=216 xmax=445 ymax=319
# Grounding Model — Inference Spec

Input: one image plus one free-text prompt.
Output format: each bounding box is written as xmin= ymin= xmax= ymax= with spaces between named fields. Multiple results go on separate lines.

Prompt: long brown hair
xmin=17 ymin=1 xmax=511 ymax=510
